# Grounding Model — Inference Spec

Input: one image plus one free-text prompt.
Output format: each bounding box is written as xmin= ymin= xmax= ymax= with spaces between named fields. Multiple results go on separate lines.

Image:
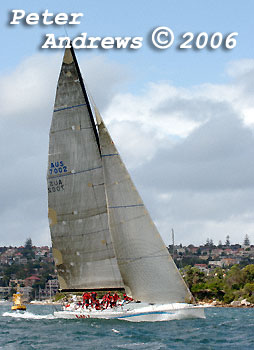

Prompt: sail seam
xmin=50 ymin=126 xmax=93 ymax=134
xmin=48 ymin=166 xmax=102 ymax=179
xmin=108 ymin=204 xmax=144 ymax=209
xmin=118 ymin=254 xmax=169 ymax=262
xmin=101 ymin=153 xmax=118 ymax=157
xmin=54 ymin=229 xmax=110 ymax=238
xmin=59 ymin=248 xmax=115 ymax=254
xmin=54 ymin=103 xmax=87 ymax=112
xmin=56 ymin=207 xmax=107 ymax=217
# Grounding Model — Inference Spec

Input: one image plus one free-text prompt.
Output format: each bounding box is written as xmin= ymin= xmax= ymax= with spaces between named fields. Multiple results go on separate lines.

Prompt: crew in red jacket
xmin=91 ymin=292 xmax=97 ymax=303
xmin=102 ymin=293 xmax=108 ymax=307
xmin=95 ymin=300 xmax=101 ymax=310
xmin=112 ymin=292 xmax=120 ymax=307
xmin=82 ymin=292 xmax=91 ymax=308
xmin=106 ymin=292 xmax=112 ymax=308
xmin=123 ymin=293 xmax=133 ymax=302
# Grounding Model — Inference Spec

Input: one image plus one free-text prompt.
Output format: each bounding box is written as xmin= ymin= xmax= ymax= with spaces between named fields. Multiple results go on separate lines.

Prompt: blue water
xmin=1 ymin=304 xmax=254 ymax=349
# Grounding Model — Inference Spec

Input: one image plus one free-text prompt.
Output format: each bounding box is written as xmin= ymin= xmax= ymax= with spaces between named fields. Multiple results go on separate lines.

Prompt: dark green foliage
xmin=22 ymin=238 xmax=35 ymax=260
xmin=182 ymin=264 xmax=254 ymax=303
xmin=175 ymin=256 xmax=206 ymax=268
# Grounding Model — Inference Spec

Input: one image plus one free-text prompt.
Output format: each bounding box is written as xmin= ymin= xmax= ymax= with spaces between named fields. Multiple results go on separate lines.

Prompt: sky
xmin=0 ymin=1 xmax=254 ymax=247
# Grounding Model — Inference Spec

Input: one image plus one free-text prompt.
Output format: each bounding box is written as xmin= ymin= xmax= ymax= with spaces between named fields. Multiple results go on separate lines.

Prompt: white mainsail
xmin=47 ymin=48 xmax=124 ymax=290
xmin=95 ymin=109 xmax=193 ymax=304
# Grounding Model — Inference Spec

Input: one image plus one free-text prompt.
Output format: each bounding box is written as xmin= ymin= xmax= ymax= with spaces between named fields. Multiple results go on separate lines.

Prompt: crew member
xmin=112 ymin=292 xmax=120 ymax=307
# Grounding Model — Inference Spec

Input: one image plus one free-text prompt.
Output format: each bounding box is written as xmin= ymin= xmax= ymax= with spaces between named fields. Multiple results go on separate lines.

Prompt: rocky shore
xmin=199 ymin=299 xmax=254 ymax=308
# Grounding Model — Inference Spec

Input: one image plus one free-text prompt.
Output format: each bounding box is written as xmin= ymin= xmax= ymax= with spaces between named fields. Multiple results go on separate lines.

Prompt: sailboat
xmin=47 ymin=47 xmax=205 ymax=322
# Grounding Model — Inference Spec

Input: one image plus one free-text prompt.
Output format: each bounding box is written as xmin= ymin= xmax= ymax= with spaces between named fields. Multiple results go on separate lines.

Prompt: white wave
xmin=2 ymin=311 xmax=55 ymax=319
xmin=112 ymin=328 xmax=120 ymax=333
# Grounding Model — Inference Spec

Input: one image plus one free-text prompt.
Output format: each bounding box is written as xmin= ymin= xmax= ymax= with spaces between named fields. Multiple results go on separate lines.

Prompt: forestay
xmin=47 ymin=48 xmax=124 ymax=290
xmin=95 ymin=109 xmax=193 ymax=304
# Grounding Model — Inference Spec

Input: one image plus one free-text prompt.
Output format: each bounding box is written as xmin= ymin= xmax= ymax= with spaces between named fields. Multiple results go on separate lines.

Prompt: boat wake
xmin=2 ymin=311 xmax=55 ymax=320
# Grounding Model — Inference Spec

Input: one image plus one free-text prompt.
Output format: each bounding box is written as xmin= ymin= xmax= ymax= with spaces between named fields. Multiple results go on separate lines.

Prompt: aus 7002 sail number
xmin=49 ymin=161 xmax=68 ymax=175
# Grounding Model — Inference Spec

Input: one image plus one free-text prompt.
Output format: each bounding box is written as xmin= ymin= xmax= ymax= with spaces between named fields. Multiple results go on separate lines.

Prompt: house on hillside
xmin=25 ymin=276 xmax=40 ymax=287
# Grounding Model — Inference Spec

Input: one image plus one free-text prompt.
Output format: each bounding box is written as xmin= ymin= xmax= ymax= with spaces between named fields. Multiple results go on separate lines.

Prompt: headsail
xmin=95 ymin=108 xmax=193 ymax=304
xmin=47 ymin=48 xmax=124 ymax=290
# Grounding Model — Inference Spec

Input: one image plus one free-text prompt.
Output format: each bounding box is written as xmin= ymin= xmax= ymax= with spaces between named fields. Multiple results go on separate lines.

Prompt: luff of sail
xmin=47 ymin=48 xmax=124 ymax=290
xmin=95 ymin=108 xmax=193 ymax=304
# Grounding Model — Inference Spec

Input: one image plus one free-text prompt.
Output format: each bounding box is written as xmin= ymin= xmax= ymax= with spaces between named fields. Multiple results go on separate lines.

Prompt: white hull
xmin=54 ymin=303 xmax=206 ymax=322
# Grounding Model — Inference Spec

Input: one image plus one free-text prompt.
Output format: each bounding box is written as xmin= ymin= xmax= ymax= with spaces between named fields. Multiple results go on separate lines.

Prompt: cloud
xmin=101 ymin=59 xmax=254 ymax=245
xmin=80 ymin=55 xmax=131 ymax=111
xmin=1 ymin=53 xmax=254 ymax=247
xmin=137 ymin=112 xmax=254 ymax=191
xmin=0 ymin=52 xmax=129 ymax=246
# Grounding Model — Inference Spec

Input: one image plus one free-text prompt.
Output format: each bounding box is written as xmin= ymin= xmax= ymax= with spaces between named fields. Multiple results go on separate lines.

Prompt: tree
xmin=225 ymin=235 xmax=230 ymax=246
xmin=205 ymin=238 xmax=210 ymax=246
xmin=218 ymin=240 xmax=222 ymax=248
xmin=23 ymin=238 xmax=35 ymax=260
xmin=182 ymin=266 xmax=205 ymax=290
xmin=205 ymin=238 xmax=214 ymax=247
xmin=243 ymin=234 xmax=250 ymax=246
xmin=225 ymin=265 xmax=244 ymax=290
xmin=25 ymin=238 xmax=32 ymax=249
xmin=242 ymin=264 xmax=254 ymax=283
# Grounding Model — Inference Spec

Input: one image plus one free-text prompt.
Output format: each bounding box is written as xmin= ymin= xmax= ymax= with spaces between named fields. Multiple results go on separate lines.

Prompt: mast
xmin=172 ymin=228 xmax=175 ymax=261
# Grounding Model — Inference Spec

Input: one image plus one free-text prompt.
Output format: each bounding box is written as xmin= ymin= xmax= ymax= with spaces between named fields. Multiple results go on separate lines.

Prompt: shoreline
xmin=198 ymin=300 xmax=254 ymax=308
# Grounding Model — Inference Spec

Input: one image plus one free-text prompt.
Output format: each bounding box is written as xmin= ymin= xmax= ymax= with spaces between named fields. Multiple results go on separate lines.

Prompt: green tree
xmin=182 ymin=266 xmax=206 ymax=290
xmin=242 ymin=264 xmax=254 ymax=283
xmin=225 ymin=265 xmax=244 ymax=290
xmin=23 ymin=238 xmax=35 ymax=260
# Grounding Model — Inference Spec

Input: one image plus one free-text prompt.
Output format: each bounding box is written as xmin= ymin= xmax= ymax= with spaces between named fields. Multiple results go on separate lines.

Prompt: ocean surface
xmin=1 ymin=304 xmax=254 ymax=349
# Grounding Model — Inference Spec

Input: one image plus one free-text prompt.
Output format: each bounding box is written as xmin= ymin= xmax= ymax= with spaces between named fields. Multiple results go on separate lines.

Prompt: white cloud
xmin=1 ymin=54 xmax=254 ymax=247
xmin=101 ymin=59 xmax=254 ymax=246
xmin=0 ymin=52 xmax=129 ymax=246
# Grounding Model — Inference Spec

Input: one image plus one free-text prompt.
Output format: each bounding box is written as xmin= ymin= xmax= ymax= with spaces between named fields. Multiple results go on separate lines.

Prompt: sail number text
xmin=48 ymin=179 xmax=64 ymax=193
xmin=151 ymin=27 xmax=238 ymax=50
xmin=49 ymin=161 xmax=68 ymax=175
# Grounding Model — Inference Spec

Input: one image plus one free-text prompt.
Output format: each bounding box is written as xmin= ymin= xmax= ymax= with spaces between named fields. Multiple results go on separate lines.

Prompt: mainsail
xmin=48 ymin=47 xmax=193 ymax=304
xmin=47 ymin=48 xmax=124 ymax=290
